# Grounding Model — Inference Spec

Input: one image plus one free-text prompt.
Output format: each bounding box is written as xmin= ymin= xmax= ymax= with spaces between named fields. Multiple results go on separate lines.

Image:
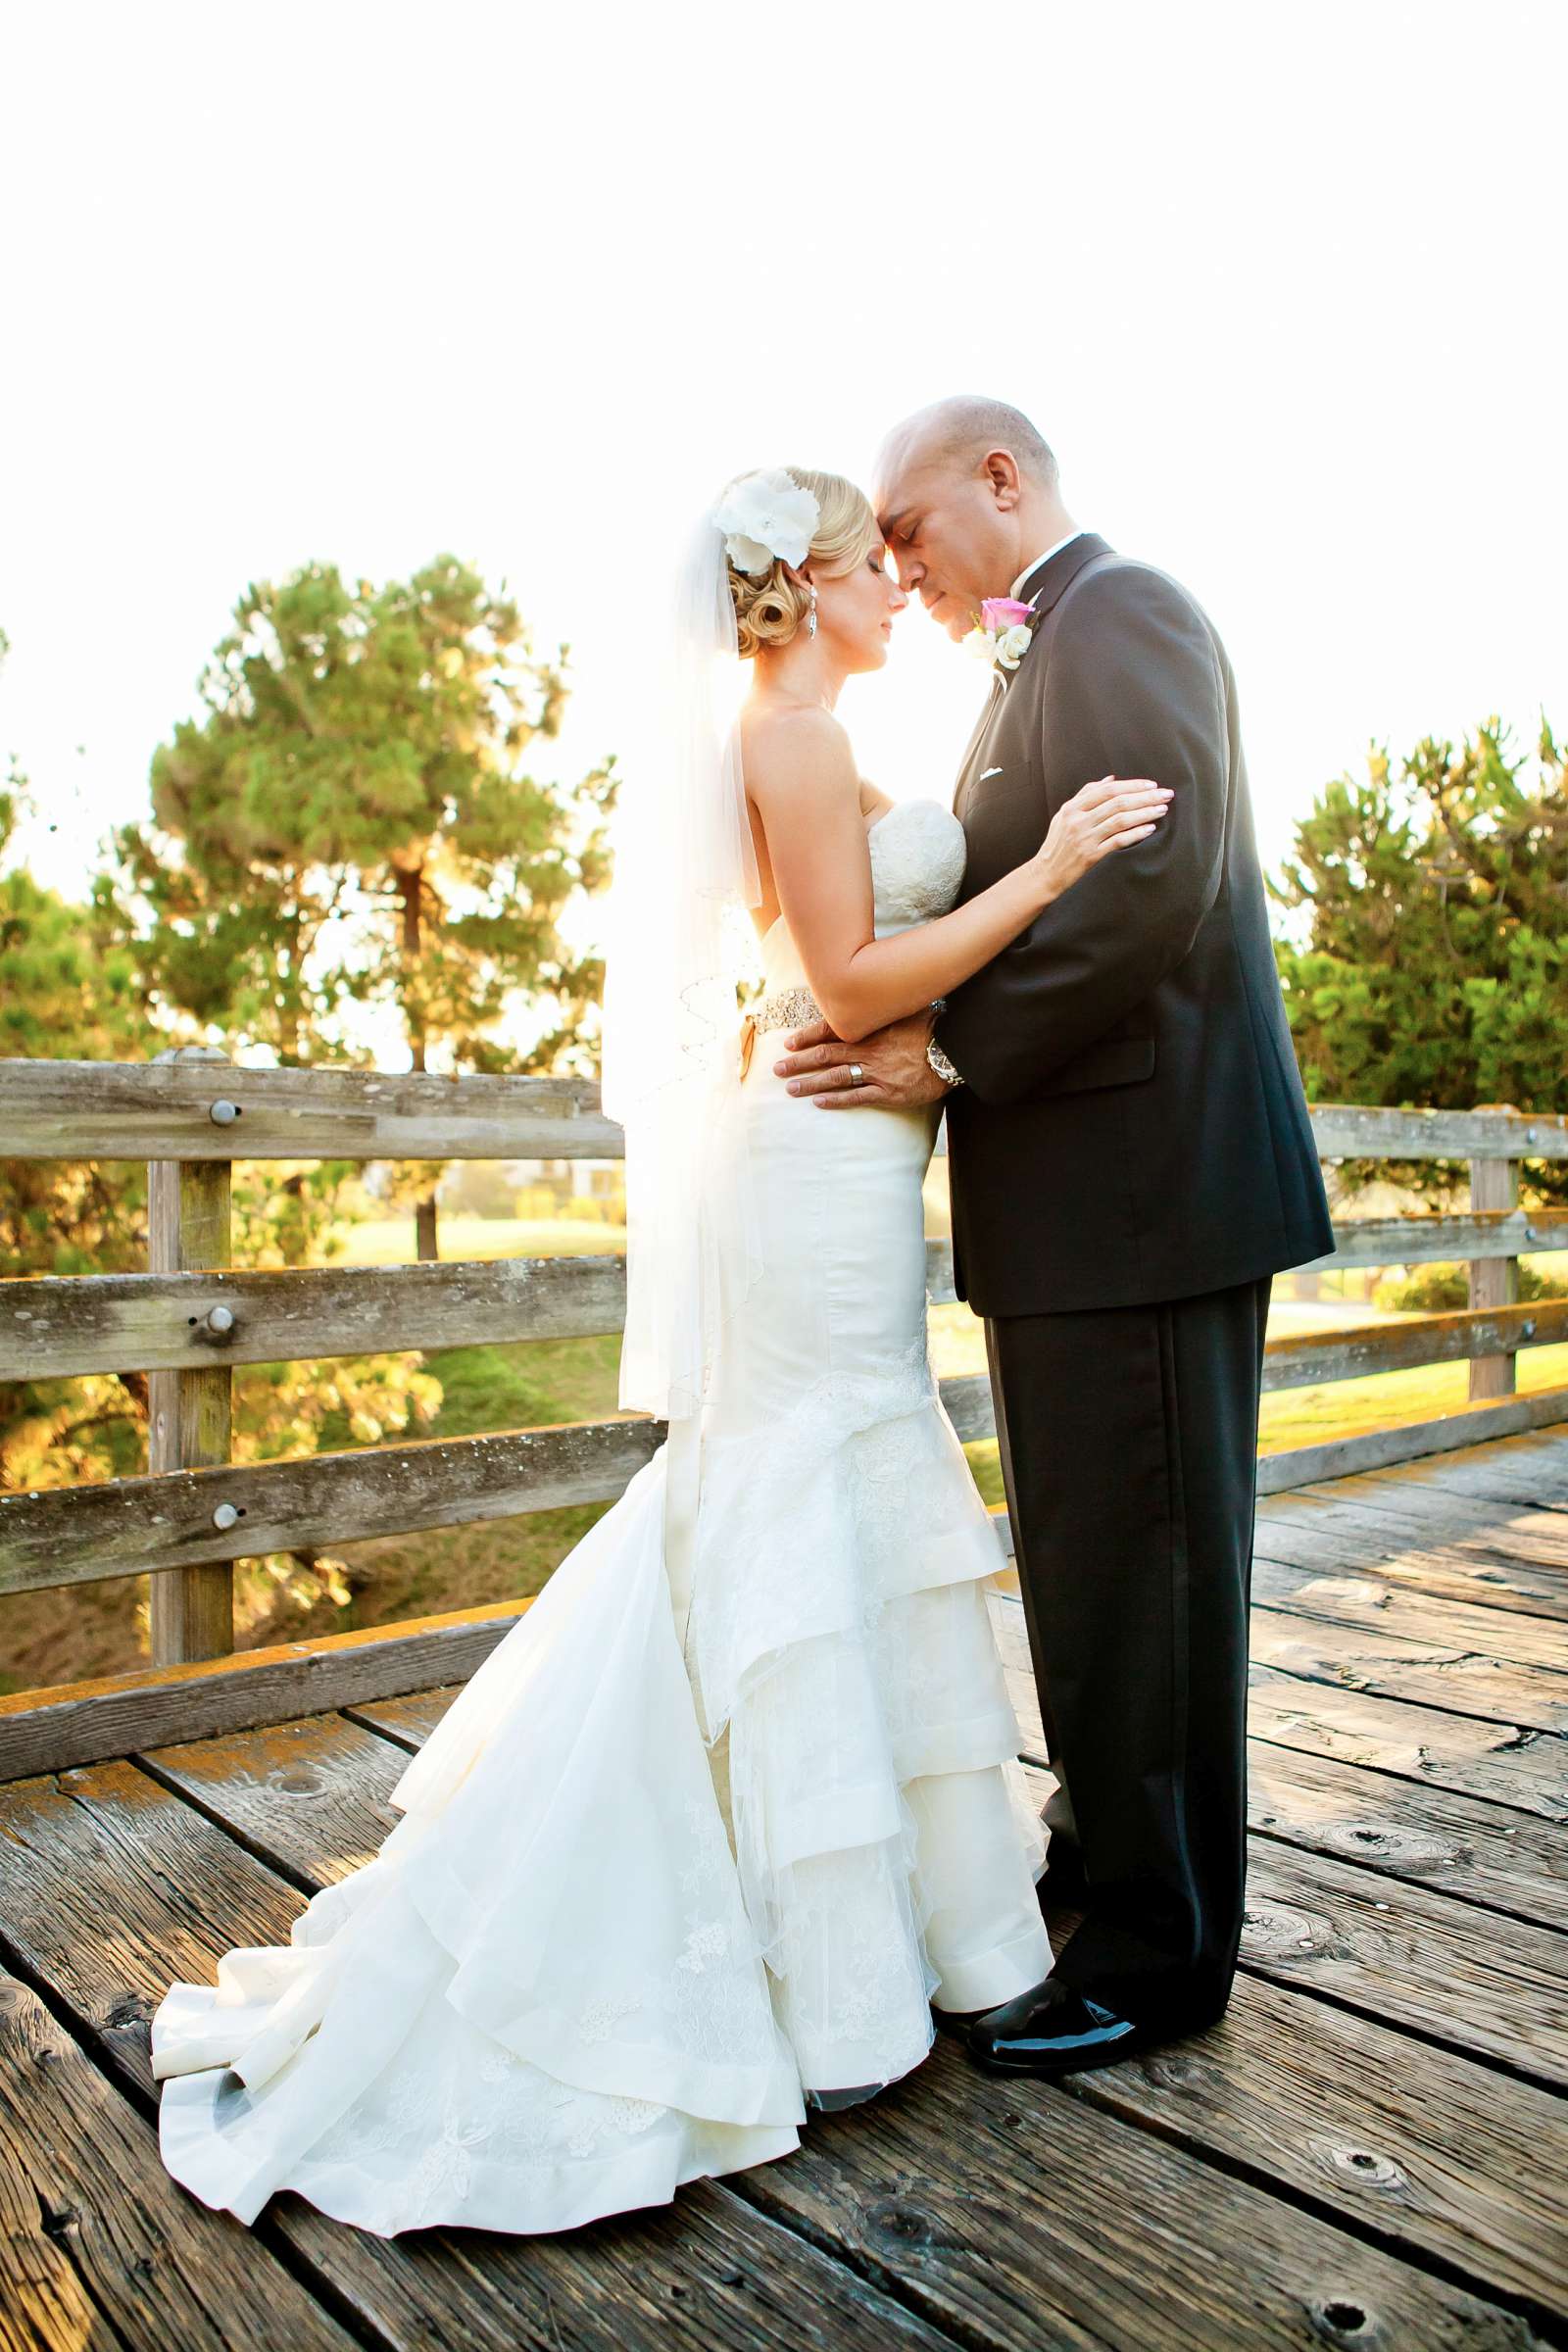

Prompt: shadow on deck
xmin=2 ymin=1429 xmax=1565 ymax=2351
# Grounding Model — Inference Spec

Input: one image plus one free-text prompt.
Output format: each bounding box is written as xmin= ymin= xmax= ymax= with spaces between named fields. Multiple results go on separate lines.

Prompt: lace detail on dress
xmin=299 ymin=2004 xmax=687 ymax=2233
xmin=577 ymin=1993 xmax=642 ymax=2045
xmin=867 ymin=798 xmax=967 ymax=936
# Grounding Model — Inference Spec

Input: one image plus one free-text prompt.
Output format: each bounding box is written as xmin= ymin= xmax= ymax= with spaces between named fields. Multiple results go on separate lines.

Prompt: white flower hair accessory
xmin=711 ymin=468 xmax=820 ymax=576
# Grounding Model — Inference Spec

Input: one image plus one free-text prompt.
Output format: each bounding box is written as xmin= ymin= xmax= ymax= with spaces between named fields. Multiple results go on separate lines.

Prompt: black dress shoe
xmin=966 ymin=1975 xmax=1216 ymax=2080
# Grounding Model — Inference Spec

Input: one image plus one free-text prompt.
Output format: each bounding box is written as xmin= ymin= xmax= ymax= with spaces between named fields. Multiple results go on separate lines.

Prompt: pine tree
xmin=1272 ymin=717 xmax=1568 ymax=1204
xmin=113 ymin=558 xmax=616 ymax=1256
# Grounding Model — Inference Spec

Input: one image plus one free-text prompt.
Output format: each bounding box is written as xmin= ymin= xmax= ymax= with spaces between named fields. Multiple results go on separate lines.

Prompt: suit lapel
xmin=954 ymin=535 xmax=1115 ymax=822
xmin=1014 ymin=531 xmax=1114 ymax=624
xmin=955 ymin=673 xmax=1003 ymax=799
xmin=955 ymin=677 xmax=1007 ymax=822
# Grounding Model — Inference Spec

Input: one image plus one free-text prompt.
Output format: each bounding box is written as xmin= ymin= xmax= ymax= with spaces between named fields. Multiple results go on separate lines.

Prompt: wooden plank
xmin=733 ymin=2031 xmax=1538 ymax=2351
xmin=343 ymin=1686 xmax=463 ymax=1746
xmin=1262 ymin=1299 xmax=1568 ymax=1391
xmin=1470 ymin=1156 xmax=1522 ymax=1401
xmin=0 ymin=1414 xmax=659 ymax=1597
xmin=0 ymin=1056 xmax=623 ymax=1161
xmin=0 ymin=1598 xmax=527 ymax=1782
xmin=13 ymin=1064 xmax=1564 ymax=1165
xmin=1251 ymin=1550 xmax=1568 ymax=1672
xmin=1366 ymin=1464 xmax=1568 ymax=1521
xmin=987 ymin=1590 xmax=1568 ymax=1822
xmin=0 ymin=1369 xmax=989 ymax=1600
xmin=992 ymin=1487 xmax=1568 ymax=1617
xmin=1251 ymin=1498 xmax=1568 ymax=1622
xmin=1308 ymin=1102 xmax=1568 ymax=1160
xmin=1345 ymin=1428 xmax=1568 ymax=1512
xmin=1249 ymin=1605 xmax=1568 ymax=1737
xmin=1299 ymin=1206 xmax=1568 ymax=1272
xmin=1240 ymin=1833 xmax=1568 ymax=2090
xmin=1268 ymin=1476 xmax=1568 ymax=1570
xmin=1247 ymin=1740 xmax=1568 ymax=1935
xmin=3 ymin=1239 xmax=960 ymax=1379
xmin=1246 ymin=1663 xmax=1568 ymax=1822
xmin=74 ymin=1711 xmax=1551 ymax=2352
xmin=1250 ymin=1514 xmax=1568 ymax=1627
xmin=139 ymin=1711 xmax=413 ymax=1887
xmin=0 ymin=1251 xmax=632 ymax=1377
xmin=0 ymin=1760 xmax=325 ymax=2093
xmin=14 ymin=1215 xmax=1568 ymax=1390
xmin=147 ymin=1060 xmax=236 ymax=1664
xmin=0 ymin=1767 xmax=960 ymax=2352
xmin=1256 ymin=1389 xmax=1568 ymax=1496
xmin=274 ymin=2176 xmax=963 ymax=2352
xmin=1059 ymin=1968 xmax=1568 ymax=2329
xmin=0 ymin=1968 xmax=358 ymax=2352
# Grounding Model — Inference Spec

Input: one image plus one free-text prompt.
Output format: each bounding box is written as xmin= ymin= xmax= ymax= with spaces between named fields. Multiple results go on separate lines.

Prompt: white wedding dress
xmin=151 ymin=795 xmax=1053 ymax=2236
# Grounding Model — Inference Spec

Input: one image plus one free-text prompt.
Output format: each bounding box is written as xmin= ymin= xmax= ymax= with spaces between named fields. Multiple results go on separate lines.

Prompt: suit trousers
xmin=984 ymin=1274 xmax=1272 ymax=2024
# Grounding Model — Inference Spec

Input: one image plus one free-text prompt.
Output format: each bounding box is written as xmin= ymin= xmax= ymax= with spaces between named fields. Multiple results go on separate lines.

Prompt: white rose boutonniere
xmin=962 ymin=597 xmax=1039 ymax=675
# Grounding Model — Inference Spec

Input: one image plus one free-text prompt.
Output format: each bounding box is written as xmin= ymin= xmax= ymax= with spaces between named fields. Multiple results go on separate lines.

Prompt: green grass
xmin=332 ymin=1215 xmax=625 ymax=1265
xmin=1257 ymin=1340 xmax=1568 ymax=1451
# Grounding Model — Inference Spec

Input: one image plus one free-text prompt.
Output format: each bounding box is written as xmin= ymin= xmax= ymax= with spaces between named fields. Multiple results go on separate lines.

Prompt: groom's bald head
xmin=877 ymin=396 xmax=1059 ymax=496
xmin=873 ymin=394 xmax=1073 ymax=640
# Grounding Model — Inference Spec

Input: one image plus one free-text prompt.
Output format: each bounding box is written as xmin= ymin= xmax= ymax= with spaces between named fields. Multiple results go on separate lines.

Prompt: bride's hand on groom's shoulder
xmin=1035 ymin=775 xmax=1173 ymax=901
xmin=772 ymin=1010 xmax=947 ymax=1109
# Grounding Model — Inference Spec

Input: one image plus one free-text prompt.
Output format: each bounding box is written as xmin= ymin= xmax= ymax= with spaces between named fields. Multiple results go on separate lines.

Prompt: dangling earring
xmin=807 ymin=584 xmax=818 ymax=639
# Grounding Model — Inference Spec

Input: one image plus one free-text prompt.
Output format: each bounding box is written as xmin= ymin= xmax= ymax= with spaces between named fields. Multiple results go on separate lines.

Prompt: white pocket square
xmin=981 ymin=766 xmax=1004 ymax=780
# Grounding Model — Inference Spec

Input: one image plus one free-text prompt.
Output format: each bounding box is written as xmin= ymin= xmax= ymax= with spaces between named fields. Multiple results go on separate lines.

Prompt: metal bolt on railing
xmin=209 ymin=1099 xmax=240 ymax=1126
xmin=212 ymin=1502 xmax=240 ymax=1531
xmin=205 ymin=1305 xmax=235 ymax=1336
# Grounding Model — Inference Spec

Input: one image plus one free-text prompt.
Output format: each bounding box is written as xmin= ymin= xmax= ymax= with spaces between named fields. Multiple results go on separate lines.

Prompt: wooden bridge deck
xmin=2 ymin=1428 xmax=1565 ymax=2352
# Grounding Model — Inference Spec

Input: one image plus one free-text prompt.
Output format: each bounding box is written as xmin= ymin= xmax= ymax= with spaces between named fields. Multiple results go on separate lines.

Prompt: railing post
xmin=1469 ymin=1149 xmax=1520 ymax=1401
xmin=147 ymin=1045 xmax=235 ymax=1663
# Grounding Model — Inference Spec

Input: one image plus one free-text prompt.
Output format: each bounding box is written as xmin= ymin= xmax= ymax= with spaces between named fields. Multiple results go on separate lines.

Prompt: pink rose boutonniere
xmin=963 ymin=597 xmax=1038 ymax=674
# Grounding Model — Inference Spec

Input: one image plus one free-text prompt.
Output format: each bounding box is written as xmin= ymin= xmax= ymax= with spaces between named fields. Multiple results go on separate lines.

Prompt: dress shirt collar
xmin=1010 ymin=529 xmax=1085 ymax=602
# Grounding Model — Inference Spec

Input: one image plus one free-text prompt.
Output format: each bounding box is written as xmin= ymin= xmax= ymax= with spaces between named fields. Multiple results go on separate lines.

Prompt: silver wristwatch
xmin=926 ymin=1000 xmax=965 ymax=1089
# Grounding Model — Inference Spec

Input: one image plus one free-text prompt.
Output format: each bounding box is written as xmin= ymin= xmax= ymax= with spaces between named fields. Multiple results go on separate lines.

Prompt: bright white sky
xmin=2 ymin=1 xmax=1564 ymax=1037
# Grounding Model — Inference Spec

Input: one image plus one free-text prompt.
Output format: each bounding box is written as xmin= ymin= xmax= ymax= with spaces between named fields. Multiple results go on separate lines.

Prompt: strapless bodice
xmin=760 ymin=797 xmax=967 ymax=989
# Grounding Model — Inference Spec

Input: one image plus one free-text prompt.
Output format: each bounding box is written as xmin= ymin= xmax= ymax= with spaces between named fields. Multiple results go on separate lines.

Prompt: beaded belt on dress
xmin=738 ymin=985 xmax=821 ymax=1078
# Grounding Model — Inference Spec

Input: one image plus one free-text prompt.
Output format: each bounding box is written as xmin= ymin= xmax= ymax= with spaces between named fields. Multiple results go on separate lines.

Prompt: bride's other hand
xmin=1035 ymin=775 xmax=1172 ymax=900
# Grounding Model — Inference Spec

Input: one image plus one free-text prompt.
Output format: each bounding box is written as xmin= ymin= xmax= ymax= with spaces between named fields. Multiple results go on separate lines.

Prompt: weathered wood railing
xmin=3 ymin=1054 xmax=1566 ymax=1775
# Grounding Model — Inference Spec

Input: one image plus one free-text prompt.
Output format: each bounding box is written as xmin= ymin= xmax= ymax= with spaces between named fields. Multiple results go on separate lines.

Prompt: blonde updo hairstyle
xmin=726 ymin=467 xmax=882 ymax=660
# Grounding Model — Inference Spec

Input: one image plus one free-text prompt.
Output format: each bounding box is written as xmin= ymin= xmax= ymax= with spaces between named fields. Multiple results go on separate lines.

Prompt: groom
xmin=773 ymin=395 xmax=1333 ymax=2075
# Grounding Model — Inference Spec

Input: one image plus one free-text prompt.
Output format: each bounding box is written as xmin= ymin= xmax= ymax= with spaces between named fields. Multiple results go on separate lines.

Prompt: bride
xmin=150 ymin=466 xmax=1170 ymax=2237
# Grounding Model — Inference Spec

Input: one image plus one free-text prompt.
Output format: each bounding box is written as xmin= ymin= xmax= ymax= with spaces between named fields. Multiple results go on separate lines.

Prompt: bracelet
xmin=926 ymin=1001 xmax=964 ymax=1089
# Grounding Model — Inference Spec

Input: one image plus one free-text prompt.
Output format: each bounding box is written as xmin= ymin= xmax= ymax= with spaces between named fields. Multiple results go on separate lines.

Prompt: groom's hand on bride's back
xmin=773 ymin=1009 xmax=949 ymax=1109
